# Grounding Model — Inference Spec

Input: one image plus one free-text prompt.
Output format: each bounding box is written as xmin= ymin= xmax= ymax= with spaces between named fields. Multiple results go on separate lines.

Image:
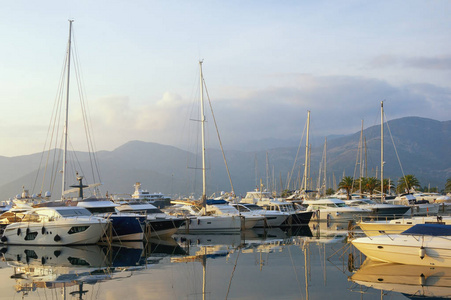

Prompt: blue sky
xmin=1 ymin=1 xmax=450 ymax=156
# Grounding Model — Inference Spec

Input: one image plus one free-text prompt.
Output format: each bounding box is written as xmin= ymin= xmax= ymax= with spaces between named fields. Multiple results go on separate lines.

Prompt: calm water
xmin=0 ymin=222 xmax=443 ymax=300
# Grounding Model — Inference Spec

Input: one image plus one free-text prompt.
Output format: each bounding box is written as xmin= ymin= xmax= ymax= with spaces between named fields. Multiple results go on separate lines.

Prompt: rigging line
xmin=38 ymin=50 xmax=68 ymax=195
xmin=225 ymin=247 xmax=241 ymax=300
xmin=203 ymin=79 xmax=235 ymax=196
xmin=384 ymin=112 xmax=407 ymax=180
xmin=287 ymin=245 xmax=304 ymax=299
xmin=287 ymin=121 xmax=307 ymax=190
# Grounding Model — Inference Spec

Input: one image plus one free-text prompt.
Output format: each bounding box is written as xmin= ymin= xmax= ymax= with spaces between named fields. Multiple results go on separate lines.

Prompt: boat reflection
xmin=0 ymin=237 xmax=186 ymax=299
xmin=350 ymin=258 xmax=451 ymax=299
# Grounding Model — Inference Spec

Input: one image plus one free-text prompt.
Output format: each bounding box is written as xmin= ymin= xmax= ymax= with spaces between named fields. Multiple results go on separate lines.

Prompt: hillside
xmin=0 ymin=117 xmax=449 ymax=200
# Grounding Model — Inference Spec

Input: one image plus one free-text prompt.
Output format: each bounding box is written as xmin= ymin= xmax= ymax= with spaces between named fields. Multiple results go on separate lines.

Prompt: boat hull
xmin=145 ymin=218 xmax=185 ymax=239
xmin=352 ymin=234 xmax=451 ymax=267
xmin=178 ymin=215 xmax=241 ymax=233
xmin=281 ymin=211 xmax=313 ymax=225
xmin=2 ymin=218 xmax=108 ymax=245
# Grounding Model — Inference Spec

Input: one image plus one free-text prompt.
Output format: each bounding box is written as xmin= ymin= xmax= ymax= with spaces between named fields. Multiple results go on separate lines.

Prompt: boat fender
xmin=1 ymin=236 xmax=7 ymax=243
xmin=197 ymin=219 xmax=200 ymax=225
xmin=42 ymin=227 xmax=46 ymax=234
xmin=54 ymin=234 xmax=61 ymax=242
xmin=41 ymin=256 xmax=46 ymax=265
xmin=419 ymin=246 xmax=426 ymax=259
xmin=26 ymin=228 xmax=30 ymax=236
xmin=419 ymin=273 xmax=426 ymax=286
xmin=17 ymin=228 xmax=21 ymax=236
xmin=327 ymin=213 xmax=331 ymax=221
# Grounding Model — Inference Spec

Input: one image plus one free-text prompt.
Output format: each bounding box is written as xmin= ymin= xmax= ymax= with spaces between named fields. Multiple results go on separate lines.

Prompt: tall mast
xmin=303 ymin=111 xmax=310 ymax=191
xmin=199 ymin=61 xmax=207 ymax=208
xmin=380 ymin=101 xmax=384 ymax=201
xmin=324 ymin=137 xmax=327 ymax=195
xmin=359 ymin=120 xmax=363 ymax=194
xmin=62 ymin=20 xmax=74 ymax=199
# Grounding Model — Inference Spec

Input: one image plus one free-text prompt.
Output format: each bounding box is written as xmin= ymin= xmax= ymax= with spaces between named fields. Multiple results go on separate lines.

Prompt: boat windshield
xmin=56 ymin=208 xmax=92 ymax=217
xmin=242 ymin=204 xmax=261 ymax=211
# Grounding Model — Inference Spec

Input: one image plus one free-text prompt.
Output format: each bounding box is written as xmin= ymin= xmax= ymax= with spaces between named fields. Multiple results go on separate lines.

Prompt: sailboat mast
xmin=62 ymin=19 xmax=74 ymax=199
xmin=380 ymin=101 xmax=384 ymax=201
xmin=303 ymin=111 xmax=310 ymax=191
xmin=199 ymin=61 xmax=207 ymax=207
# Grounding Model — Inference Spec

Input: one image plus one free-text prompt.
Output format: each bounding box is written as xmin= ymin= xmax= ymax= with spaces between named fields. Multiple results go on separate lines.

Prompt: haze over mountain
xmin=0 ymin=116 xmax=449 ymax=200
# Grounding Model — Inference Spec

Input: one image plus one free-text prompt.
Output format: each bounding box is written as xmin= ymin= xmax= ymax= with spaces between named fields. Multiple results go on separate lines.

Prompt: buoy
xmin=419 ymin=246 xmax=426 ymax=259
xmin=54 ymin=234 xmax=61 ymax=242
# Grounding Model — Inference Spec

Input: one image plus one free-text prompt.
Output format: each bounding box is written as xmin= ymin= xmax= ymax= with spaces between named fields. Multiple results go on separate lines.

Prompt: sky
xmin=1 ymin=1 xmax=450 ymax=157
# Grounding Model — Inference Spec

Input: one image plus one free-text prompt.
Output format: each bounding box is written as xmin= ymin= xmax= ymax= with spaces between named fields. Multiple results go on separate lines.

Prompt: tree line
xmin=335 ymin=175 xmax=451 ymax=200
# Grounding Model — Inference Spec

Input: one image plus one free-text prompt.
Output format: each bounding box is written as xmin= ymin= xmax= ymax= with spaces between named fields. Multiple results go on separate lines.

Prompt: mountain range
xmin=0 ymin=116 xmax=449 ymax=200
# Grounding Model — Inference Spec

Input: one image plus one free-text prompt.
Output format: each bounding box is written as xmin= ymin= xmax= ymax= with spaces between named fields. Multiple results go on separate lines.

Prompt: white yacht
xmin=231 ymin=203 xmax=288 ymax=227
xmin=1 ymin=207 xmax=108 ymax=245
xmin=344 ymin=199 xmax=411 ymax=218
xmin=205 ymin=199 xmax=263 ymax=229
xmin=302 ymin=198 xmax=372 ymax=222
xmin=352 ymin=224 xmax=451 ymax=267
xmin=167 ymin=200 xmax=242 ymax=232
xmin=358 ymin=215 xmax=451 ymax=237
xmin=241 ymin=190 xmax=313 ymax=225
xmin=385 ymin=193 xmax=439 ymax=216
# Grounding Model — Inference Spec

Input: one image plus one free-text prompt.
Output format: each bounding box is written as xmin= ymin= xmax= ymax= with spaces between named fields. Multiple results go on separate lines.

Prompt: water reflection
xmin=0 ymin=223 xmax=412 ymax=299
xmin=350 ymin=258 xmax=451 ymax=299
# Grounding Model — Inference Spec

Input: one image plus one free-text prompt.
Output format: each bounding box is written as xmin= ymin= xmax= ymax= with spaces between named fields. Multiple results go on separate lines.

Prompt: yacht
xmin=344 ymin=199 xmax=411 ymax=218
xmin=385 ymin=193 xmax=439 ymax=216
xmin=0 ymin=206 xmax=108 ymax=245
xmin=240 ymin=190 xmax=313 ymax=225
xmin=352 ymin=223 xmax=451 ymax=267
xmin=114 ymin=200 xmax=185 ymax=238
xmin=205 ymin=199 xmax=263 ymax=229
xmin=110 ymin=182 xmax=171 ymax=208
xmin=302 ymin=198 xmax=372 ymax=222
xmin=77 ymin=198 xmax=145 ymax=241
xmin=167 ymin=200 xmax=242 ymax=232
xmin=357 ymin=215 xmax=451 ymax=237
xmin=231 ymin=203 xmax=288 ymax=227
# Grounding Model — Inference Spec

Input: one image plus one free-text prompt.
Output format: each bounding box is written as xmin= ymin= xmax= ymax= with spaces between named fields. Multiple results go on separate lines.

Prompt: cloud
xmin=369 ymin=55 xmax=451 ymax=70
xmin=8 ymin=74 xmax=448 ymax=156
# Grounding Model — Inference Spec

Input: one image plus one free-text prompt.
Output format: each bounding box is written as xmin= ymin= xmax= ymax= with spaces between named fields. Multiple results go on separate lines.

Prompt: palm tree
xmin=396 ymin=175 xmax=420 ymax=194
xmin=338 ymin=176 xmax=355 ymax=200
xmin=445 ymin=178 xmax=451 ymax=193
xmin=364 ymin=177 xmax=380 ymax=199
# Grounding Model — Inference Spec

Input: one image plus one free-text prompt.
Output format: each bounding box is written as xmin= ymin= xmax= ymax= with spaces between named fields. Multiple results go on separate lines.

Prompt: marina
xmin=0 ymin=222 xmax=434 ymax=300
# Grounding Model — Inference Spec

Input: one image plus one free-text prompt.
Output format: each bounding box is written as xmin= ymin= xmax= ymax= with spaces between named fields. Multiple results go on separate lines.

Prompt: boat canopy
xmin=402 ymin=224 xmax=451 ymax=236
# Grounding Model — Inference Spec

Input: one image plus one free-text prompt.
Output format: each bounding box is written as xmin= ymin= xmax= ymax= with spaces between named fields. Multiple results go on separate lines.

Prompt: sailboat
xmin=171 ymin=61 xmax=241 ymax=232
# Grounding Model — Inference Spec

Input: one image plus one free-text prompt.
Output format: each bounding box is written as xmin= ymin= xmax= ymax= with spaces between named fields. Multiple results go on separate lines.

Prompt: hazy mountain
xmin=0 ymin=116 xmax=449 ymax=200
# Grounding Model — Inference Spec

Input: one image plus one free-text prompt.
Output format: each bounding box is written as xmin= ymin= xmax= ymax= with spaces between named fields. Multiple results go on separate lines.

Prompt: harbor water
xmin=0 ymin=222 xmax=437 ymax=299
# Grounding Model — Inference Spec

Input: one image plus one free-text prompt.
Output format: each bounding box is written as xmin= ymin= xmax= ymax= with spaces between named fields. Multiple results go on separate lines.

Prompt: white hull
xmin=358 ymin=216 xmax=451 ymax=237
xmin=352 ymin=234 xmax=451 ymax=266
xmin=3 ymin=218 xmax=108 ymax=245
xmin=412 ymin=203 xmax=440 ymax=216
xmin=310 ymin=208 xmax=372 ymax=221
xmin=178 ymin=215 xmax=241 ymax=232
xmin=254 ymin=214 xmax=287 ymax=227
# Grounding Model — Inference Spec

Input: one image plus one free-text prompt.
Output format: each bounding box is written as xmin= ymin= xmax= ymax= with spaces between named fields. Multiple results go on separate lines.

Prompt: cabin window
xmin=24 ymin=232 xmax=38 ymax=240
xmin=68 ymin=226 xmax=90 ymax=234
